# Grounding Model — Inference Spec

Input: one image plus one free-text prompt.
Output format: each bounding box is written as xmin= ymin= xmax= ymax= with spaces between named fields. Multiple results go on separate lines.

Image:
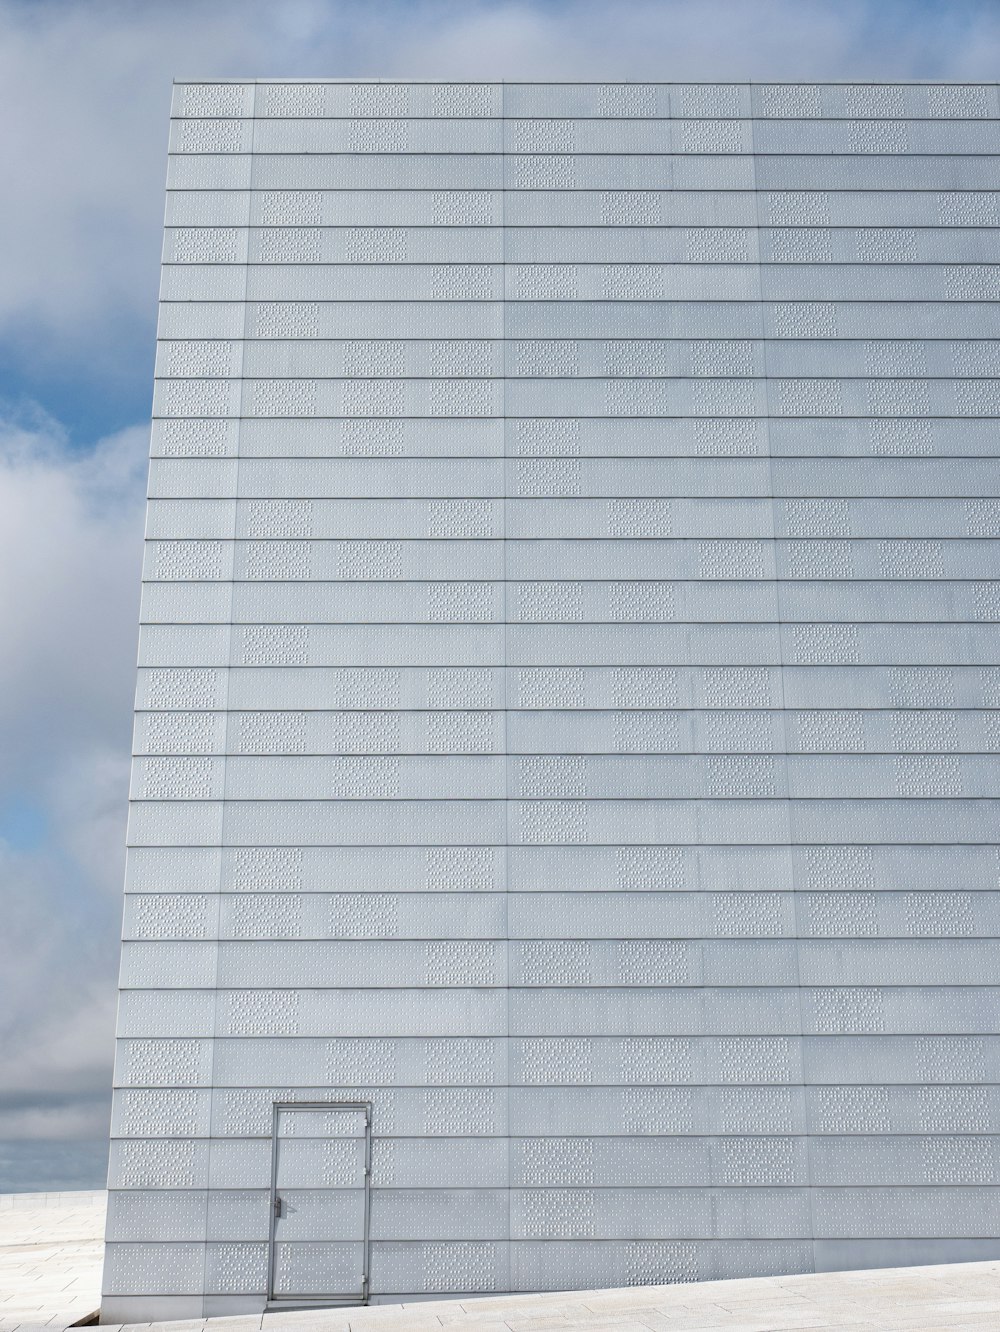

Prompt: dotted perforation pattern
xmin=105 ymin=81 xmax=1000 ymax=1317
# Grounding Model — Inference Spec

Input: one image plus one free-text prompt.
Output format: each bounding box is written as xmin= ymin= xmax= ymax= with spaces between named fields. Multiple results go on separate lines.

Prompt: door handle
xmin=274 ymin=1195 xmax=283 ymax=1219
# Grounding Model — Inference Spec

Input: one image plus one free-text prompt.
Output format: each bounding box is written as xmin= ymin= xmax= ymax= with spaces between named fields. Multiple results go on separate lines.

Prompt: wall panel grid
xmin=105 ymin=81 xmax=1000 ymax=1317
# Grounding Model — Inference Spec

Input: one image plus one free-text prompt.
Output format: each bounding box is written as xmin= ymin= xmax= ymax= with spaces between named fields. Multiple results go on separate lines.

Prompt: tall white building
xmin=104 ymin=81 xmax=1000 ymax=1319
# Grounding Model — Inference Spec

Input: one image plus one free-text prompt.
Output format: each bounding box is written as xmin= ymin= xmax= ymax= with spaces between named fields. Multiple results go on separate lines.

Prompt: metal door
xmin=267 ymin=1101 xmax=371 ymax=1305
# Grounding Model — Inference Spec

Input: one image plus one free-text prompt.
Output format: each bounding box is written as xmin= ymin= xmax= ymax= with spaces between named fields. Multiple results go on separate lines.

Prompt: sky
xmin=2 ymin=0 xmax=1000 ymax=1161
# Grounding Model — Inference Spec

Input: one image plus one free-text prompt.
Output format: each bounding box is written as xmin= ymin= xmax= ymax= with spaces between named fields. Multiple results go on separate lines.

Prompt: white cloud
xmin=0 ymin=415 xmax=146 ymax=779
xmin=0 ymin=409 xmax=146 ymax=1138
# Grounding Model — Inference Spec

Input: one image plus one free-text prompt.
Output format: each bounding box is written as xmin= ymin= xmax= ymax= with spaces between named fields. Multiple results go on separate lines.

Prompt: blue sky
xmin=2 ymin=0 xmax=1000 ymax=1152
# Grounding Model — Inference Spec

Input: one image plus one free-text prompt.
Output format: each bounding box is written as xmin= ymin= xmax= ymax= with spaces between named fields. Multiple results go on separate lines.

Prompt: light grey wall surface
xmin=103 ymin=80 xmax=1000 ymax=1319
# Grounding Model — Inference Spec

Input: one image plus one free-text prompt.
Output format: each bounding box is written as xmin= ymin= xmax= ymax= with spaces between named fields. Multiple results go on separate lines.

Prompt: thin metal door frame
xmin=267 ymin=1099 xmax=372 ymax=1307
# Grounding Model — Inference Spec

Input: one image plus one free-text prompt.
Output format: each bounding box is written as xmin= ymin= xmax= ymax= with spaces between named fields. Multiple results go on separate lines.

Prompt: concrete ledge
xmin=0 ymin=1191 xmax=106 ymax=1210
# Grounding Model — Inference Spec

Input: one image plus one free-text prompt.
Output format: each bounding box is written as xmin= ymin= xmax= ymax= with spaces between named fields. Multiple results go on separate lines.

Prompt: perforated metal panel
xmin=104 ymin=80 xmax=1000 ymax=1321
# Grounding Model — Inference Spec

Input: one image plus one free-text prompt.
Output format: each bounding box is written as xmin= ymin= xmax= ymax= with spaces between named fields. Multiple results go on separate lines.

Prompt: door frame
xmin=266 ymin=1099 xmax=373 ymax=1307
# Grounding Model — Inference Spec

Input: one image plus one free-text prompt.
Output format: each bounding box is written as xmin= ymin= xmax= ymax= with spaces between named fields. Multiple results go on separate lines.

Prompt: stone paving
xmin=2 ymin=1191 xmax=1000 ymax=1332
xmin=0 ymin=1190 xmax=105 ymax=1332
xmin=132 ymin=1262 xmax=1000 ymax=1332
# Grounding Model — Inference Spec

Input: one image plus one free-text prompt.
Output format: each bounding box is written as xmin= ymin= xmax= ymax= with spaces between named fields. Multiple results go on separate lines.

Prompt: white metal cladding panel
xmin=105 ymin=82 xmax=1000 ymax=1316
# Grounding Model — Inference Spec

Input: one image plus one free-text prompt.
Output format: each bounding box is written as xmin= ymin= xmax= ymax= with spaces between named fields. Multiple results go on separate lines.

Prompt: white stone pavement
xmin=2 ymin=1191 xmax=1000 ymax=1332
xmin=0 ymin=1190 xmax=105 ymax=1331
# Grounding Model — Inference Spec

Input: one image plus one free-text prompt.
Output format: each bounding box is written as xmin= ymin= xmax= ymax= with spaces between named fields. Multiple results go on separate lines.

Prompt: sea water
xmin=0 ymin=1139 xmax=108 ymax=1192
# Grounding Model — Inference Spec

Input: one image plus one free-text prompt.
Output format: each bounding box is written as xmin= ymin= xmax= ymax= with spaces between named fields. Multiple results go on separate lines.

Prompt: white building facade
xmin=104 ymin=80 xmax=1000 ymax=1319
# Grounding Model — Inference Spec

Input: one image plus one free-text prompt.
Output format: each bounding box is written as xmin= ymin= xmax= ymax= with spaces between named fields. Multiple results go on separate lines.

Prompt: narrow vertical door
xmin=268 ymin=1103 xmax=371 ymax=1305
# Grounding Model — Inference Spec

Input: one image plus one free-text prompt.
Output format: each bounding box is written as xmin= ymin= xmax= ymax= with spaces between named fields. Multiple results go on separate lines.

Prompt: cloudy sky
xmin=3 ymin=0 xmax=1000 ymax=1158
